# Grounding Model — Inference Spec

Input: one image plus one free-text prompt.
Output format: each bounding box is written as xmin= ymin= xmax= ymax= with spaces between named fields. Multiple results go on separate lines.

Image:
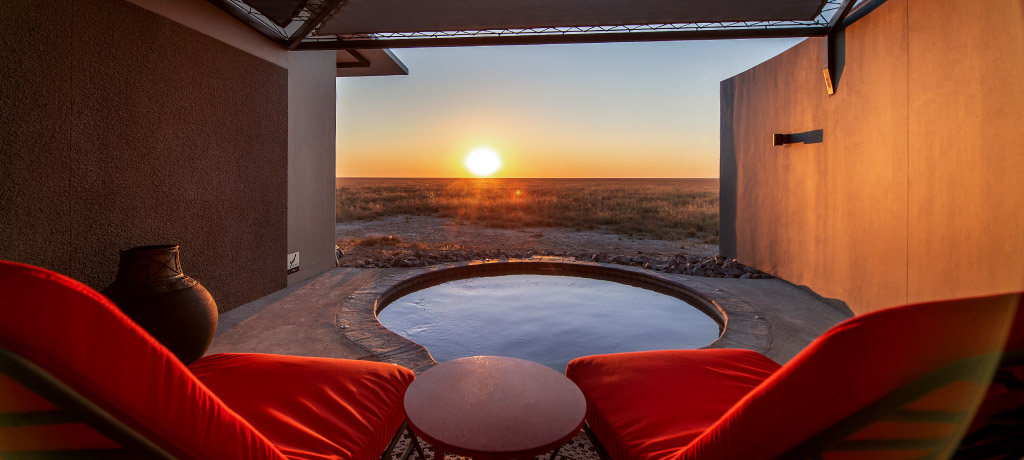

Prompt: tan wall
xmin=286 ymin=52 xmax=339 ymax=285
xmin=905 ymin=0 xmax=1024 ymax=303
xmin=721 ymin=0 xmax=1024 ymax=315
xmin=0 ymin=0 xmax=292 ymax=311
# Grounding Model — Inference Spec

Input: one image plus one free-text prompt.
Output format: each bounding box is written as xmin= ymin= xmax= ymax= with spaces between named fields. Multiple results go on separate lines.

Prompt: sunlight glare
xmin=465 ymin=148 xmax=502 ymax=177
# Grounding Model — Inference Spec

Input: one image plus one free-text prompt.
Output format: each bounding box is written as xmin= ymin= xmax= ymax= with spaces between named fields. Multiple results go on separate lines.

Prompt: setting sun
xmin=465 ymin=148 xmax=502 ymax=177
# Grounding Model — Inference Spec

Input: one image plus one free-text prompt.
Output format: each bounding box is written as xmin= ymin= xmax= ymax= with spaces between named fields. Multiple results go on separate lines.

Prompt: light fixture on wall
xmin=773 ymin=130 xmax=824 ymax=146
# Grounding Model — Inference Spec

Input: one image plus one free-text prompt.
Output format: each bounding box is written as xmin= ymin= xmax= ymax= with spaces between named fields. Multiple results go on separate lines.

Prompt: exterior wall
xmin=721 ymin=0 xmax=1024 ymax=315
xmin=286 ymin=52 xmax=338 ymax=285
xmin=129 ymin=0 xmax=339 ymax=286
xmin=1 ymin=0 xmax=338 ymax=310
xmin=126 ymin=0 xmax=288 ymax=67
xmin=0 ymin=1 xmax=74 ymax=275
xmin=905 ymin=0 xmax=1024 ymax=303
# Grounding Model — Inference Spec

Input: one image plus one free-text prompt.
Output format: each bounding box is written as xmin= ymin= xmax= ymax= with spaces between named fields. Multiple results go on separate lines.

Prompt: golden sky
xmin=337 ymin=39 xmax=801 ymax=178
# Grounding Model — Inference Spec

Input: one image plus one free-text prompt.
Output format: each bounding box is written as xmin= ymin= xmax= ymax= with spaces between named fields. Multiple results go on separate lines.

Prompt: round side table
xmin=403 ymin=356 xmax=586 ymax=459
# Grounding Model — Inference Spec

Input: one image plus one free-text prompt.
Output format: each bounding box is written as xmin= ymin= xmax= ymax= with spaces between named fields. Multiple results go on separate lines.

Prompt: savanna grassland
xmin=336 ymin=178 xmax=719 ymax=243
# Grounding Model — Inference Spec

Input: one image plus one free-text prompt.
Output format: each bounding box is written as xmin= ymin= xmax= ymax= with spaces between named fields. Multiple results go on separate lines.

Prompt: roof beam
xmin=286 ymin=0 xmax=347 ymax=50
xmin=336 ymin=49 xmax=371 ymax=68
xmin=297 ymin=26 xmax=828 ymax=50
xmin=207 ymin=0 xmax=288 ymax=47
xmin=823 ymin=0 xmax=858 ymax=95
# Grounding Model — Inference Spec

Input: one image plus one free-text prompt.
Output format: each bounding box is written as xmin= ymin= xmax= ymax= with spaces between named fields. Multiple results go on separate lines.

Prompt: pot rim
xmin=121 ymin=244 xmax=180 ymax=253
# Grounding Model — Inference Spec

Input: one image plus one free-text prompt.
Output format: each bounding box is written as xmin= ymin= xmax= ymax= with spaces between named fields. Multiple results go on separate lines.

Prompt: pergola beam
xmin=297 ymin=26 xmax=828 ymax=50
xmin=336 ymin=49 xmax=371 ymax=68
xmin=207 ymin=0 xmax=288 ymax=47
xmin=822 ymin=0 xmax=858 ymax=95
xmin=286 ymin=0 xmax=347 ymax=50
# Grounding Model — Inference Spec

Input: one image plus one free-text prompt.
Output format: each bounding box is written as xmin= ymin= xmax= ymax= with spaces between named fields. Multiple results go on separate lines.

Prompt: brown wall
xmin=1 ymin=0 xmax=288 ymax=311
xmin=721 ymin=0 xmax=1024 ymax=315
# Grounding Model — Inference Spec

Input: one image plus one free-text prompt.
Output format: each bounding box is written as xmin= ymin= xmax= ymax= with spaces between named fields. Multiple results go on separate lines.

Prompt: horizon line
xmin=335 ymin=176 xmax=720 ymax=180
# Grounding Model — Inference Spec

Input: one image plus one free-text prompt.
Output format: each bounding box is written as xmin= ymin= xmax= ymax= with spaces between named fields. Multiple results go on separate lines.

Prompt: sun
xmin=464 ymin=147 xmax=501 ymax=177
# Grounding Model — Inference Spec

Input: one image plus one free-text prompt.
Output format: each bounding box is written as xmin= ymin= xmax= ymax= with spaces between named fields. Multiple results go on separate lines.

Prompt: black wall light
xmin=773 ymin=130 xmax=825 ymax=146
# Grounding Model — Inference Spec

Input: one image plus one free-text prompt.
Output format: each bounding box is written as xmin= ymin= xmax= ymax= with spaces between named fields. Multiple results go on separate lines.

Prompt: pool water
xmin=377 ymin=274 xmax=720 ymax=371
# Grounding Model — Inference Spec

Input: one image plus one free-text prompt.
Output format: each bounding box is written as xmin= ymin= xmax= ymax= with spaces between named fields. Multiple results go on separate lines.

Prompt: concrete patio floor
xmin=208 ymin=264 xmax=852 ymax=372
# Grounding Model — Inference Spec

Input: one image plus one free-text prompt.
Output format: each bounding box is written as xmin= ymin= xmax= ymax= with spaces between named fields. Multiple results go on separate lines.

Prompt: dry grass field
xmin=336 ymin=178 xmax=719 ymax=243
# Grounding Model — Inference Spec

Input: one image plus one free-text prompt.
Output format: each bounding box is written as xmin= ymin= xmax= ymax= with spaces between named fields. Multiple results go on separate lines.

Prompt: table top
xmin=403 ymin=356 xmax=587 ymax=459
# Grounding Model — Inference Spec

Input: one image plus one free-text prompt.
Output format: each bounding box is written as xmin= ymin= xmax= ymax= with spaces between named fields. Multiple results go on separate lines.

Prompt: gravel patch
xmin=336 ymin=216 xmax=769 ymax=279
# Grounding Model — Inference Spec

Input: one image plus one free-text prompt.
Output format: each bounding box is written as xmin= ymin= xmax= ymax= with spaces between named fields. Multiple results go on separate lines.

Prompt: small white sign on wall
xmin=287 ymin=252 xmax=300 ymax=274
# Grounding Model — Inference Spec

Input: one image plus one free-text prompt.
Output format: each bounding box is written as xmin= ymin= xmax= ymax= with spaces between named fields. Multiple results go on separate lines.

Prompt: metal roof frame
xmin=206 ymin=0 xmax=346 ymax=49
xmin=208 ymin=0 xmax=888 ymax=50
xmin=823 ymin=0 xmax=858 ymax=95
xmin=300 ymin=25 xmax=830 ymax=50
xmin=210 ymin=0 xmax=884 ymax=91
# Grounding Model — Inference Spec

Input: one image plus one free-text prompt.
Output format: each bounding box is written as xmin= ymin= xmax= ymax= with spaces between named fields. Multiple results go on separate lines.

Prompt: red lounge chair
xmin=566 ymin=292 xmax=1022 ymax=460
xmin=0 ymin=260 xmax=415 ymax=459
xmin=955 ymin=296 xmax=1024 ymax=459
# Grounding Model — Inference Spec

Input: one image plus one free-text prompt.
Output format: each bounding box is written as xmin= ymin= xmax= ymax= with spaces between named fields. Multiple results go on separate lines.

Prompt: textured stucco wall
xmin=905 ymin=0 xmax=1024 ymax=303
xmin=1 ymin=0 xmax=288 ymax=311
xmin=126 ymin=0 xmax=289 ymax=68
xmin=0 ymin=1 xmax=74 ymax=275
xmin=721 ymin=0 xmax=1024 ymax=315
xmin=129 ymin=0 xmax=339 ymax=288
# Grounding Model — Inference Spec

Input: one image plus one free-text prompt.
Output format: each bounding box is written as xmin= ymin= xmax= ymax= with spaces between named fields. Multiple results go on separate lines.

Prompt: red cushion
xmin=961 ymin=295 xmax=1024 ymax=444
xmin=189 ymin=353 xmax=414 ymax=460
xmin=566 ymin=349 xmax=780 ymax=460
xmin=567 ymin=292 xmax=1021 ymax=460
xmin=0 ymin=260 xmax=417 ymax=460
xmin=0 ymin=260 xmax=284 ymax=458
xmin=679 ymin=293 xmax=1019 ymax=460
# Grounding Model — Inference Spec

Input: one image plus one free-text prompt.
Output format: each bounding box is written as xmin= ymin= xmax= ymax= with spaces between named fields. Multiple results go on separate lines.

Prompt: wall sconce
xmin=773 ymin=130 xmax=824 ymax=146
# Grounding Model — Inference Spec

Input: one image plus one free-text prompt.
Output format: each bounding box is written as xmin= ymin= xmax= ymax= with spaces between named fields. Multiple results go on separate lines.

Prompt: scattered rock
xmin=337 ymin=249 xmax=771 ymax=279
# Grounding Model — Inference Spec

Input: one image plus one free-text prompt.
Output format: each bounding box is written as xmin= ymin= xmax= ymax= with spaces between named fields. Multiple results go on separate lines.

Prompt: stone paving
xmin=209 ymin=260 xmax=852 ymax=372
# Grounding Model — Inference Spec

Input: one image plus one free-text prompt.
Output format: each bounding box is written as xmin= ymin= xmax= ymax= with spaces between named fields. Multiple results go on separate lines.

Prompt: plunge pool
xmin=376 ymin=271 xmax=721 ymax=371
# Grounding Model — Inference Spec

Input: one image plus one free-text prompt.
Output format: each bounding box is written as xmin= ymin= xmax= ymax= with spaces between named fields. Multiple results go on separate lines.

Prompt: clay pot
xmin=101 ymin=244 xmax=217 ymax=364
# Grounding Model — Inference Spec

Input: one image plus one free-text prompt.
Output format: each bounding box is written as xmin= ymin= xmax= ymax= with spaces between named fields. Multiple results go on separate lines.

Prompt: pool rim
xmin=375 ymin=261 xmax=725 ymax=329
xmin=337 ymin=258 xmax=771 ymax=374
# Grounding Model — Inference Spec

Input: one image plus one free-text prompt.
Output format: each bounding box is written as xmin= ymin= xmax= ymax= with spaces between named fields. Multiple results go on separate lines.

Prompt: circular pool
xmin=376 ymin=266 xmax=721 ymax=371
